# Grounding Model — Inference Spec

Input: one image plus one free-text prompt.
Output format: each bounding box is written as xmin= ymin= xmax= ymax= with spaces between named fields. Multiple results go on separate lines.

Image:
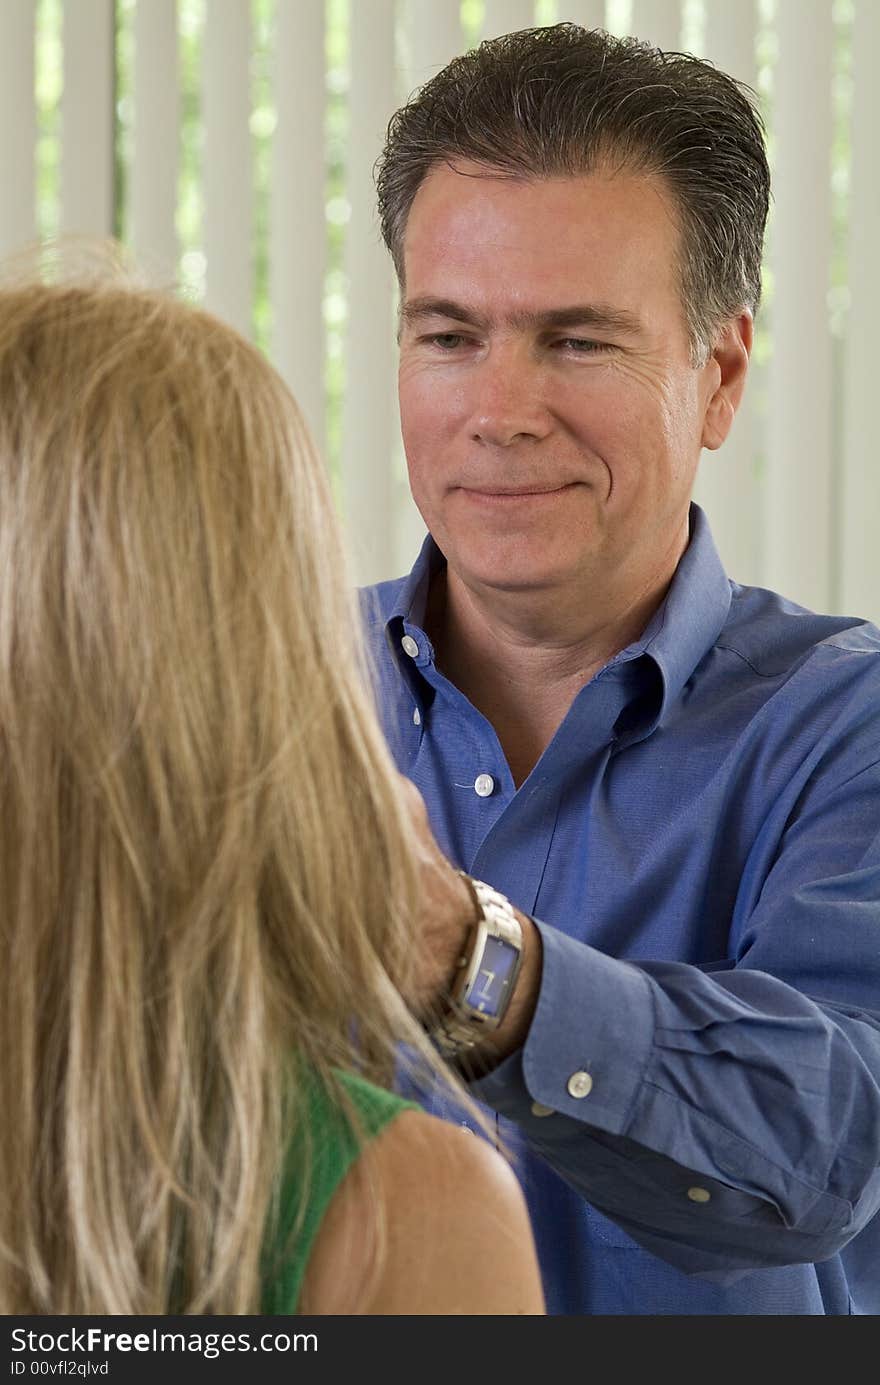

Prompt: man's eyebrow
xmin=398 ymin=297 xmax=644 ymax=335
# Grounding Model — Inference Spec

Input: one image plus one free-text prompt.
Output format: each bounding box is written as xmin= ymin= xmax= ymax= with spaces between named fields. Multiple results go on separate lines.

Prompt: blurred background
xmin=1 ymin=0 xmax=877 ymax=618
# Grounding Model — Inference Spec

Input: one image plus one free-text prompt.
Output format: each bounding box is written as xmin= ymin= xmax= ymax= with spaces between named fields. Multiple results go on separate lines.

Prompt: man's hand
xmin=396 ymin=773 xmax=478 ymax=1022
xmin=397 ymin=775 xmax=543 ymax=1072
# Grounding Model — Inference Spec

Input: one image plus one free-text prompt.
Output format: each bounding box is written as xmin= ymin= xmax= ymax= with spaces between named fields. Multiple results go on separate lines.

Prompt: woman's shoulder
xmin=300 ymin=1107 xmax=545 ymax=1314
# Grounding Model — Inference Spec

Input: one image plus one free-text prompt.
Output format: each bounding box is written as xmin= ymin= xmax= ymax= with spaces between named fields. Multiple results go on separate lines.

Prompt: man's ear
xmin=701 ymin=310 xmax=753 ymax=451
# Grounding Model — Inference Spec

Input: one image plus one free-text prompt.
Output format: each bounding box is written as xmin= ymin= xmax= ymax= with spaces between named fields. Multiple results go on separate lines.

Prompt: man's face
xmin=397 ymin=163 xmax=733 ymax=599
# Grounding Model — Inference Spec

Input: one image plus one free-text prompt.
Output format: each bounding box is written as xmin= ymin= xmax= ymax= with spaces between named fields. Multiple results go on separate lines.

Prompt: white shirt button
xmin=474 ymin=773 xmax=495 ymax=797
xmin=566 ymin=1070 xmax=594 ymax=1099
xmin=401 ymin=634 xmax=419 ymax=658
xmin=531 ymin=1101 xmax=555 ymax=1118
xmin=412 ymin=707 xmax=421 ymax=726
xmin=687 ymin=1186 xmax=711 ymax=1204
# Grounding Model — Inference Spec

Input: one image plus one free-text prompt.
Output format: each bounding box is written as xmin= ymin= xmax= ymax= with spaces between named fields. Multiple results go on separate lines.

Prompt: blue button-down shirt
xmin=361 ymin=504 xmax=880 ymax=1315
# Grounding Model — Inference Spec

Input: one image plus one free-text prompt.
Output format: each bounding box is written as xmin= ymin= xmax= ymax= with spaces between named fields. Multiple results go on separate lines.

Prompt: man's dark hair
xmin=375 ymin=23 xmax=770 ymax=364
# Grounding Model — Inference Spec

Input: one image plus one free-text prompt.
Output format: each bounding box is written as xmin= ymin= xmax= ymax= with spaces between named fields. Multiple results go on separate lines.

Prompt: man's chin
xmin=452 ymin=552 xmax=586 ymax=598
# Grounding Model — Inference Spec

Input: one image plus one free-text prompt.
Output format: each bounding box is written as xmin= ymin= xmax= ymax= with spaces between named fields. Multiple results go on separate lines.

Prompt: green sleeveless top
xmin=261 ymin=1069 xmax=417 ymax=1314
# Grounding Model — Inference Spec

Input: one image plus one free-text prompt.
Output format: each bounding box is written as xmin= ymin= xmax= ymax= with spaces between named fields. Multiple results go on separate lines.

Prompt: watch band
xmin=430 ymin=874 xmax=523 ymax=1058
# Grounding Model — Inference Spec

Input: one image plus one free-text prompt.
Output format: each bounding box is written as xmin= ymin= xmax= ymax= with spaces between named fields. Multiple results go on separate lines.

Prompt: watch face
xmin=463 ymin=934 xmax=519 ymax=1018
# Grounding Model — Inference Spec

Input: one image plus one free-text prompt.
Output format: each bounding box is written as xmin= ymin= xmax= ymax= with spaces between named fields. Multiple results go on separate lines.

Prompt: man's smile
xmin=456 ymin=482 xmax=581 ymax=505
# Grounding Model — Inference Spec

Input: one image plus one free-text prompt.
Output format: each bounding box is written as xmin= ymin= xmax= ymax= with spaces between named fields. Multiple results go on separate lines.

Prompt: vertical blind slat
xmin=393 ymin=0 xmax=466 ymax=575
xmin=693 ymin=0 xmax=763 ymax=587
xmin=132 ymin=0 xmax=179 ymax=284
xmin=61 ymin=0 xmax=115 ymax=237
xmin=839 ymin=0 xmax=880 ymax=620
xmin=342 ymin=0 xmax=397 ymax=586
xmin=701 ymin=0 xmax=758 ymax=85
xmin=629 ymin=0 xmax=682 ymax=49
xmin=764 ymin=0 xmax=834 ymax=611
xmin=404 ymin=0 xmax=463 ymax=89
xmin=0 ymin=1 xmax=36 ymax=257
xmin=573 ymin=3 xmax=607 ymax=30
xmin=482 ymin=2 xmax=536 ymax=42
xmin=203 ymin=0 xmax=252 ymax=337
xmin=270 ymin=0 xmax=326 ymax=458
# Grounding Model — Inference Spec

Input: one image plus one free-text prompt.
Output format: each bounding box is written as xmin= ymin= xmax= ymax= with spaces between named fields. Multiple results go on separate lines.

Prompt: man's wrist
xmin=429 ymin=875 xmax=518 ymax=1054
xmin=429 ymin=875 xmax=537 ymax=1058
xmin=427 ymin=875 xmax=543 ymax=1062
xmin=451 ymin=907 xmax=543 ymax=1076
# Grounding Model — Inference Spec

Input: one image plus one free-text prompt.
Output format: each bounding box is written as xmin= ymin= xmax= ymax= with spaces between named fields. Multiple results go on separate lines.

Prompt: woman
xmin=0 ymin=256 xmax=544 ymax=1315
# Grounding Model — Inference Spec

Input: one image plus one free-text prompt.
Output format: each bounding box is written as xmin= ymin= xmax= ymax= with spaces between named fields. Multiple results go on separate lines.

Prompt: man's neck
xmin=425 ymin=548 xmax=685 ymax=788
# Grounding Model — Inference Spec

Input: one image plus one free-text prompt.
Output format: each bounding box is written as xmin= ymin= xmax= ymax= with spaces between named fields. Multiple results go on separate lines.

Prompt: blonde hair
xmin=0 ymin=250 xmax=465 ymax=1313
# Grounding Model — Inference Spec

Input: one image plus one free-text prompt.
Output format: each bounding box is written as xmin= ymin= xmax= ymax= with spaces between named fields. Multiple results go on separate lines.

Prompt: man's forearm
xmin=472 ymin=917 xmax=880 ymax=1276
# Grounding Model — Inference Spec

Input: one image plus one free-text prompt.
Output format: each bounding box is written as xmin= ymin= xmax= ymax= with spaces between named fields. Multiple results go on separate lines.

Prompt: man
xmin=362 ymin=24 xmax=880 ymax=1313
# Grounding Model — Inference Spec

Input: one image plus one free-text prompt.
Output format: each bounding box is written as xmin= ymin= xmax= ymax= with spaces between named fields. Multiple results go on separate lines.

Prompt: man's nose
xmin=469 ymin=345 xmax=552 ymax=447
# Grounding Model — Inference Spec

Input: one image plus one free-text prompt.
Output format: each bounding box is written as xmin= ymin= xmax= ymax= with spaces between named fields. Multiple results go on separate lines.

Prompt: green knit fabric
xmin=261 ymin=1069 xmax=417 ymax=1314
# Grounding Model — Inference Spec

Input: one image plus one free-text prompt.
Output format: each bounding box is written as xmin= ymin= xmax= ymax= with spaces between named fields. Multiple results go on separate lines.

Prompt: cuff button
xmin=566 ymin=1070 xmax=593 ymax=1099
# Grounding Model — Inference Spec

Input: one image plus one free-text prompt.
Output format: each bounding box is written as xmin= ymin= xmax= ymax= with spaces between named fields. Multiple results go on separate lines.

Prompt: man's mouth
xmin=457 ymin=482 xmax=578 ymax=501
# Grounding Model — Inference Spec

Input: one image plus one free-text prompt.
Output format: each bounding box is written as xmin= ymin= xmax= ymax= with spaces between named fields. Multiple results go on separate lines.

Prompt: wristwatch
xmin=430 ymin=873 xmax=524 ymax=1058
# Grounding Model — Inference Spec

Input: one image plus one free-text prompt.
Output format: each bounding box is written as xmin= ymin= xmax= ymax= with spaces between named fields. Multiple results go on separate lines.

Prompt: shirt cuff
xmin=472 ymin=917 xmax=655 ymax=1135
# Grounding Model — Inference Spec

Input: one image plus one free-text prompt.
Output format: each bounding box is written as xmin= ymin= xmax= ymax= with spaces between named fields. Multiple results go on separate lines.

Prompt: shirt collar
xmin=603 ymin=503 xmax=733 ymax=740
xmin=385 ymin=503 xmax=732 ymax=738
xmin=387 ymin=529 xmax=441 ymax=628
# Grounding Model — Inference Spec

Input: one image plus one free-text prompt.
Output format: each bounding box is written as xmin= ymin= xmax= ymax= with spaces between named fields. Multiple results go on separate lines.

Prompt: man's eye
xmin=424 ymin=333 xmax=468 ymax=350
xmin=555 ymin=338 xmax=612 ymax=354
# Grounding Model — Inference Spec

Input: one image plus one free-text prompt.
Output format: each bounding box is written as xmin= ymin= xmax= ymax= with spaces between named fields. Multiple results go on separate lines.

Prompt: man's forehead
xmin=399 ymin=175 xmax=678 ymax=337
xmin=407 ymin=159 xmax=675 ymax=220
xmin=402 ymin=162 xmax=681 ymax=288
